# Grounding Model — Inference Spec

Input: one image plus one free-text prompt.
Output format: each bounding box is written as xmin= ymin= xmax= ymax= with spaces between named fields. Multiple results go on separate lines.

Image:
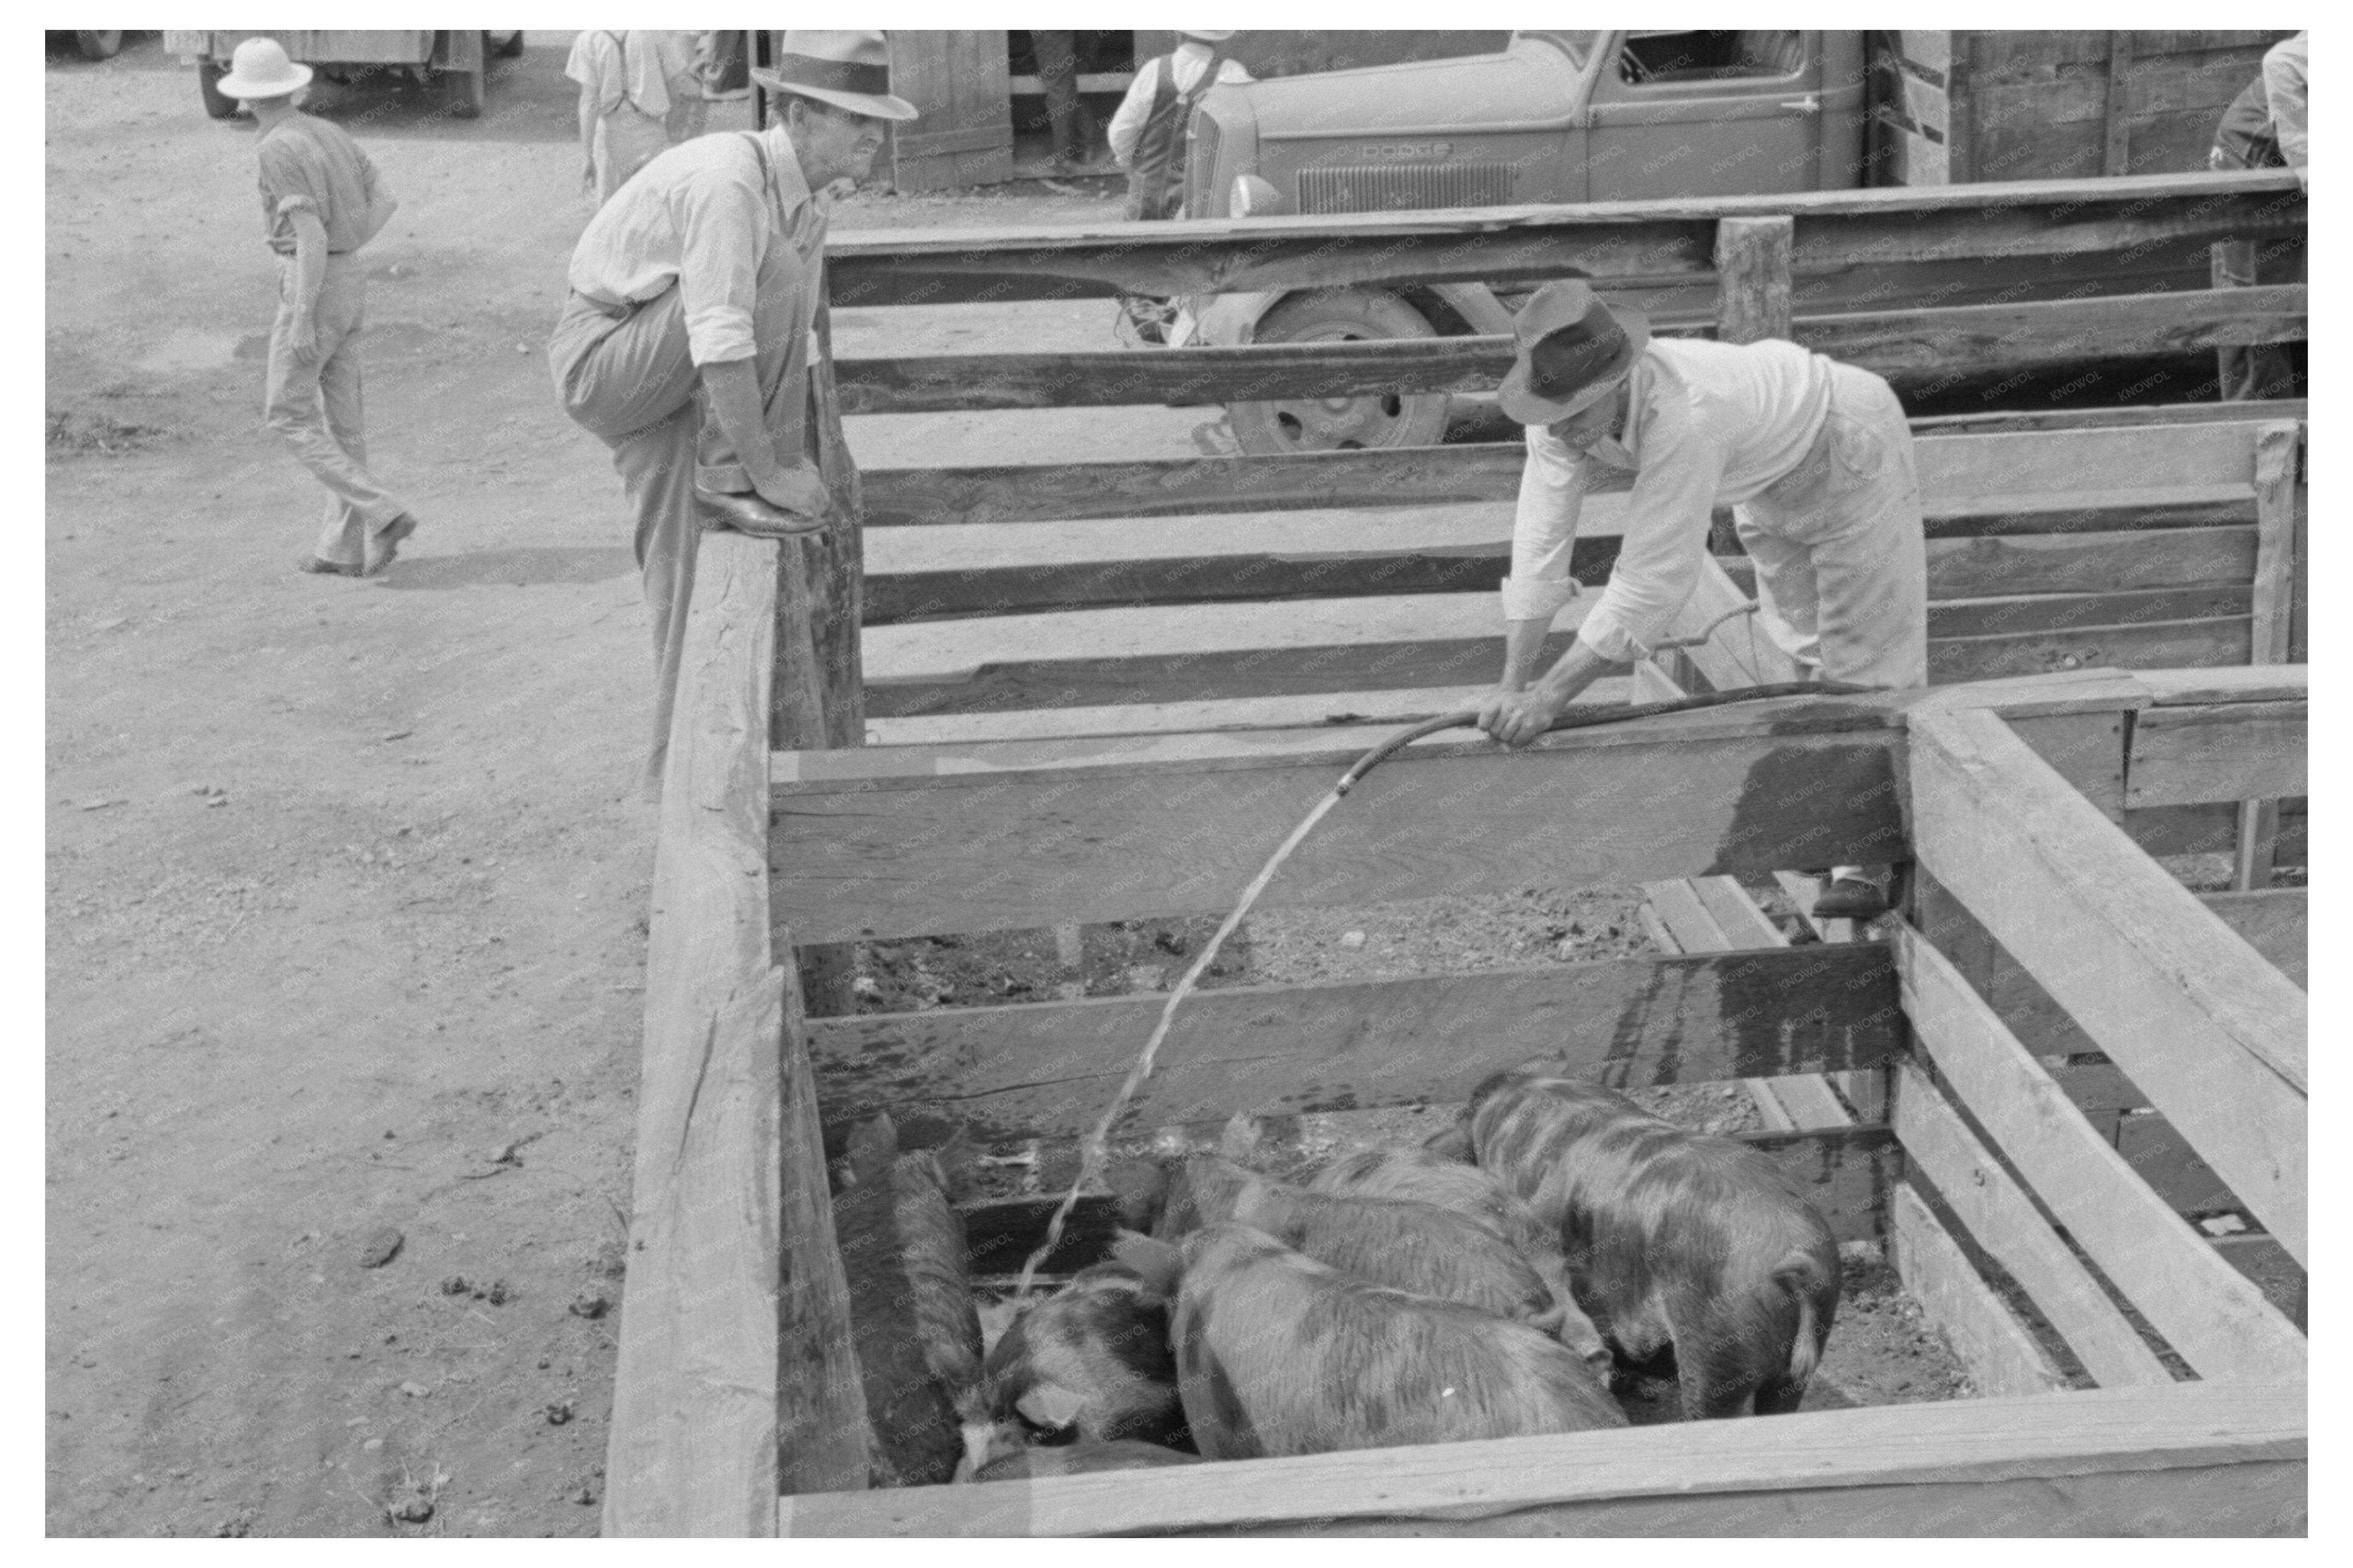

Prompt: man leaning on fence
xmin=548 ymin=30 xmax=915 ymax=798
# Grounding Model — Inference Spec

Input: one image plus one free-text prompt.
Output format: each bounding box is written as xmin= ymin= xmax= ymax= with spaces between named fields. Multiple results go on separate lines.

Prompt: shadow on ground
xmin=375 ymin=545 xmax=635 ymax=590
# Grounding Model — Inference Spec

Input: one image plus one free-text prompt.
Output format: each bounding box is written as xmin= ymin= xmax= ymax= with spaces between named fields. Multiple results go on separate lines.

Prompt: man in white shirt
xmin=1476 ymin=282 xmax=1927 ymax=919
xmin=1108 ymin=30 xmax=1252 ymax=213
xmin=566 ymin=30 xmax=701 ymax=207
xmin=548 ymin=30 xmax=915 ymax=796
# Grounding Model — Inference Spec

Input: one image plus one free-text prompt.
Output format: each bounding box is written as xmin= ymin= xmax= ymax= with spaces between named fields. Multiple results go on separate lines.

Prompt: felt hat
xmin=1180 ymin=30 xmax=1238 ymax=42
xmin=1496 ymin=281 xmax=1651 ymax=426
xmin=753 ymin=30 xmax=919 ymax=121
xmin=215 ymin=36 xmax=313 ymax=101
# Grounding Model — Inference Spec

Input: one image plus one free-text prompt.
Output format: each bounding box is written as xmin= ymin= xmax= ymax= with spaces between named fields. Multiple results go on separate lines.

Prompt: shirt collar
xmin=758 ymin=123 xmax=819 ymax=224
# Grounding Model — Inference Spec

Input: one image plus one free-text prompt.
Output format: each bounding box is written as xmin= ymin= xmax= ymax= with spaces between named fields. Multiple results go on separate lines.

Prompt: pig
xmin=1115 ymin=1224 xmax=1625 ymax=1459
xmin=955 ymin=1261 xmax=1189 ymax=1478
xmin=1461 ymin=1070 xmax=1841 ymax=1420
xmin=974 ymin=1440 xmax=1203 ymax=1483
xmin=833 ymin=1113 xmax=985 ymax=1487
xmin=1108 ymin=1152 xmax=1571 ymax=1341
xmin=1307 ymin=1145 xmax=1611 ymax=1371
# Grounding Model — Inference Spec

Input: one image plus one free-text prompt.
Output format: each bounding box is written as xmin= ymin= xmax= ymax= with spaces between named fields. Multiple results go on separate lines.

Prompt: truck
xmin=164 ymin=30 xmax=525 ymax=121
xmin=1174 ymin=29 xmax=2293 ymax=452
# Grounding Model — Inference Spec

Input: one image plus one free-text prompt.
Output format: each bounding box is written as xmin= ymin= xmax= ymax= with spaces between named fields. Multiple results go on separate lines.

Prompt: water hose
xmin=1011 ymin=678 xmax=1875 ymax=1294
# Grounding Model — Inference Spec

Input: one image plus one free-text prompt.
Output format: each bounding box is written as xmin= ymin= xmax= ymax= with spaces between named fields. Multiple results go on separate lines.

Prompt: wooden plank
xmin=1795 ymin=287 xmax=2307 ymax=377
xmin=1891 ymin=1183 xmax=2071 ymax=1398
xmin=1908 ymin=707 xmax=2306 ymax=1262
xmin=2134 ymin=665 xmax=2307 ymax=706
xmin=806 ymin=945 xmax=1906 ymax=1147
xmin=1928 ymin=617 xmax=2251 ymax=683
xmin=1894 ymin=1062 xmax=2172 ymax=1390
xmin=2200 ymin=887 xmax=2306 ymax=989
xmin=2125 ymin=701 xmax=2306 ymax=808
xmin=772 ymin=696 xmax=1910 ymax=942
xmin=1640 ymin=878 xmax=1730 ymax=950
xmin=1927 ymin=586 xmax=2247 ymax=639
xmin=2117 ymin=1112 xmax=2243 ymax=1219
xmin=824 ymin=171 xmax=2304 ymax=306
xmin=780 ymin=1381 xmax=2306 ymax=1537
xmin=1922 ymin=528 xmax=2254 ymax=598
xmin=1892 ymin=920 xmax=2304 ymax=1382
xmin=603 ymin=535 xmax=793 ymax=1537
xmin=1906 ymin=398 xmax=2304 ymax=435
xmin=868 ymin=681 xmax=1637 ymax=746
xmin=858 ymin=421 xmax=2279 ymax=530
xmin=2237 ymin=421 xmax=2301 ymax=888
xmin=2101 ymin=33 xmax=2133 ymax=177
xmin=1714 ymin=215 xmax=1794 ymax=343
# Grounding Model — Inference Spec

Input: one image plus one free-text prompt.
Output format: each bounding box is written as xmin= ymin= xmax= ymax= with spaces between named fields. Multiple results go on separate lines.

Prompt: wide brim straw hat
xmin=1180 ymin=30 xmax=1238 ymax=42
xmin=752 ymin=30 xmax=919 ymax=121
xmin=216 ymin=36 xmax=314 ymax=101
xmin=1496 ymin=281 xmax=1652 ymax=426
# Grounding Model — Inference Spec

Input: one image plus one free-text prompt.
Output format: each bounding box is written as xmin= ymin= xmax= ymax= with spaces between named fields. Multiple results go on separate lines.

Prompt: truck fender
xmin=1428 ymin=282 xmax=1515 ymax=336
xmin=1180 ymin=290 xmax=1288 ymax=348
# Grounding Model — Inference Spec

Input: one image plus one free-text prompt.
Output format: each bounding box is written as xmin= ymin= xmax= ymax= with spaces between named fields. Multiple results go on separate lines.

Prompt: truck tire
xmin=1227 ymin=289 xmax=1450 ymax=455
xmin=445 ymin=62 xmax=485 ymax=118
xmin=76 ymin=30 xmax=124 ymax=61
xmin=198 ymin=59 xmax=237 ymax=118
xmin=495 ymin=30 xmax=525 ymax=59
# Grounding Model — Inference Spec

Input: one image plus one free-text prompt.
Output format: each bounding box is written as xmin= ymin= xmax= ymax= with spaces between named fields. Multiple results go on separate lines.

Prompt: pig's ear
xmin=1422 ymin=1124 xmax=1474 ymax=1162
xmin=1217 ymin=1111 xmax=1269 ymax=1165
xmin=1013 ymin=1381 xmax=1090 ymax=1431
xmin=1110 ymin=1230 xmax=1184 ymax=1298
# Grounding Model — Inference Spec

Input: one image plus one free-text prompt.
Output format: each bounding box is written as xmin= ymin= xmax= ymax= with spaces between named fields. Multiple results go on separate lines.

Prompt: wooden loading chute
xmin=603 ymin=169 xmax=2307 ymax=1536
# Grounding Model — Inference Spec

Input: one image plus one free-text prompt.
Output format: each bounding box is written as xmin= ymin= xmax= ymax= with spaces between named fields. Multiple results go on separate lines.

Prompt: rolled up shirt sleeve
xmin=670 ymin=162 xmax=767 ymax=365
xmin=1500 ymin=424 xmax=1587 ymax=623
xmin=1575 ymin=419 xmax=1725 ymax=662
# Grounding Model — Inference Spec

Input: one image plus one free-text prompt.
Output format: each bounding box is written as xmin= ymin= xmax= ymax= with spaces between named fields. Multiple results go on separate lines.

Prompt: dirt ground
xmin=46 ymin=35 xmax=1983 ymax=1538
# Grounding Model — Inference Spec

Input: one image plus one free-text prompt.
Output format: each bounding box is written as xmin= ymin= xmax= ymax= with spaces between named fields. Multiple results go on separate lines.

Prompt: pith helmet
xmin=215 ymin=36 xmax=314 ymax=101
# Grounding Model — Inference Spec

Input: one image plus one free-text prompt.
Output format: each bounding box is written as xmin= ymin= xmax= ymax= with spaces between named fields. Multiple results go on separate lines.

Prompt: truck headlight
xmin=1232 ymin=174 xmax=1282 ymax=218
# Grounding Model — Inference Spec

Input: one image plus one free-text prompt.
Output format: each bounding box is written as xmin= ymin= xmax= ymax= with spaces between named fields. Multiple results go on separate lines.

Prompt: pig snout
xmin=967 ymin=1263 xmax=1188 ymax=1464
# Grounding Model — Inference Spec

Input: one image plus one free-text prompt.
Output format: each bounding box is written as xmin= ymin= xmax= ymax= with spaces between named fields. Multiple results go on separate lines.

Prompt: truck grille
xmin=1297 ymin=162 xmax=1514 ymax=214
xmin=1184 ymin=112 xmax=1223 ymax=218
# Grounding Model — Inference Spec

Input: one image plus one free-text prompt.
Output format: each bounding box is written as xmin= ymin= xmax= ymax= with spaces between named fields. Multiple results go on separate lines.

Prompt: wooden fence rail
xmin=825 ymin=170 xmax=2304 ymax=306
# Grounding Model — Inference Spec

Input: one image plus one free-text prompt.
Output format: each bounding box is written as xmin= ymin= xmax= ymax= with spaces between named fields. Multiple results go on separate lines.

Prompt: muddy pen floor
xmin=844 ymin=878 xmax=1975 ymax=1427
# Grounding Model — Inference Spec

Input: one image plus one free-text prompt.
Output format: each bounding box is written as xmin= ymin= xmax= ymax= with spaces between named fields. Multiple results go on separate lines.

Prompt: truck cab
xmin=1177 ymin=30 xmax=1869 ymax=451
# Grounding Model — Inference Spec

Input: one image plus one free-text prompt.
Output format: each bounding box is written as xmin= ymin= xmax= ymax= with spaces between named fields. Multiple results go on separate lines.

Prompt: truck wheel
xmin=76 ymin=30 xmax=123 ymax=61
xmin=198 ymin=60 xmax=237 ymax=118
xmin=495 ymin=30 xmax=525 ymax=59
xmin=1227 ymin=289 xmax=1450 ymax=455
xmin=445 ymin=63 xmax=485 ymax=118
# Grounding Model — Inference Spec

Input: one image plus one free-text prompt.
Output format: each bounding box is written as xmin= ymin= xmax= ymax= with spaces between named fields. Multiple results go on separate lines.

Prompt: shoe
xmin=362 ymin=513 xmax=418 ymax=577
xmin=297 ymin=554 xmax=363 ymax=577
xmin=1810 ymin=877 xmax=1889 ymax=922
xmin=697 ymin=488 xmax=825 ymax=539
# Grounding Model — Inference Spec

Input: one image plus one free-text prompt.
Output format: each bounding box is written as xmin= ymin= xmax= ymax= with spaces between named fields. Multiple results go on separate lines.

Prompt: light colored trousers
xmin=549 ymin=285 xmax=702 ymax=797
xmin=265 ymin=254 xmax=408 ymax=567
xmin=1737 ymin=360 xmax=1927 ymax=886
xmin=1736 ymin=361 xmax=1928 ymax=692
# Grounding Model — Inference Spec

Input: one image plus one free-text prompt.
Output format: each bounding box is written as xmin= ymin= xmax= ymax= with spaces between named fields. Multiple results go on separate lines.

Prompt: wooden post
xmin=1713 ymin=215 xmax=1794 ymax=345
xmin=1942 ymin=34 xmax=1976 ymax=185
xmin=2234 ymin=422 xmax=2299 ymax=889
xmin=782 ymin=282 xmax=870 ymax=1017
xmin=2101 ymin=32 xmax=2133 ymax=177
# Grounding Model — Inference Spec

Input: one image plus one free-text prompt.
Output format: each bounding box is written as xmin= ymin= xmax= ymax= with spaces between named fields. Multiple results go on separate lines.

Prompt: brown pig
xmin=1308 ymin=1145 xmax=1611 ymax=1371
xmin=1462 ymin=1071 xmax=1840 ymax=1420
xmin=1110 ymin=1153 xmax=1567 ymax=1338
xmin=956 ymin=1261 xmax=1189 ymax=1477
xmin=1115 ymin=1225 xmax=1625 ymax=1459
xmin=833 ymin=1113 xmax=985 ymax=1487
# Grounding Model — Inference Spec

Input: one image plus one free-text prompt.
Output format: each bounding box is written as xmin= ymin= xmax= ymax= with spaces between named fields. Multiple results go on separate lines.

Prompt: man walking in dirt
xmin=219 ymin=37 xmax=419 ymax=578
xmin=566 ymin=29 xmax=703 ymax=207
xmin=548 ymin=30 xmax=916 ymax=798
